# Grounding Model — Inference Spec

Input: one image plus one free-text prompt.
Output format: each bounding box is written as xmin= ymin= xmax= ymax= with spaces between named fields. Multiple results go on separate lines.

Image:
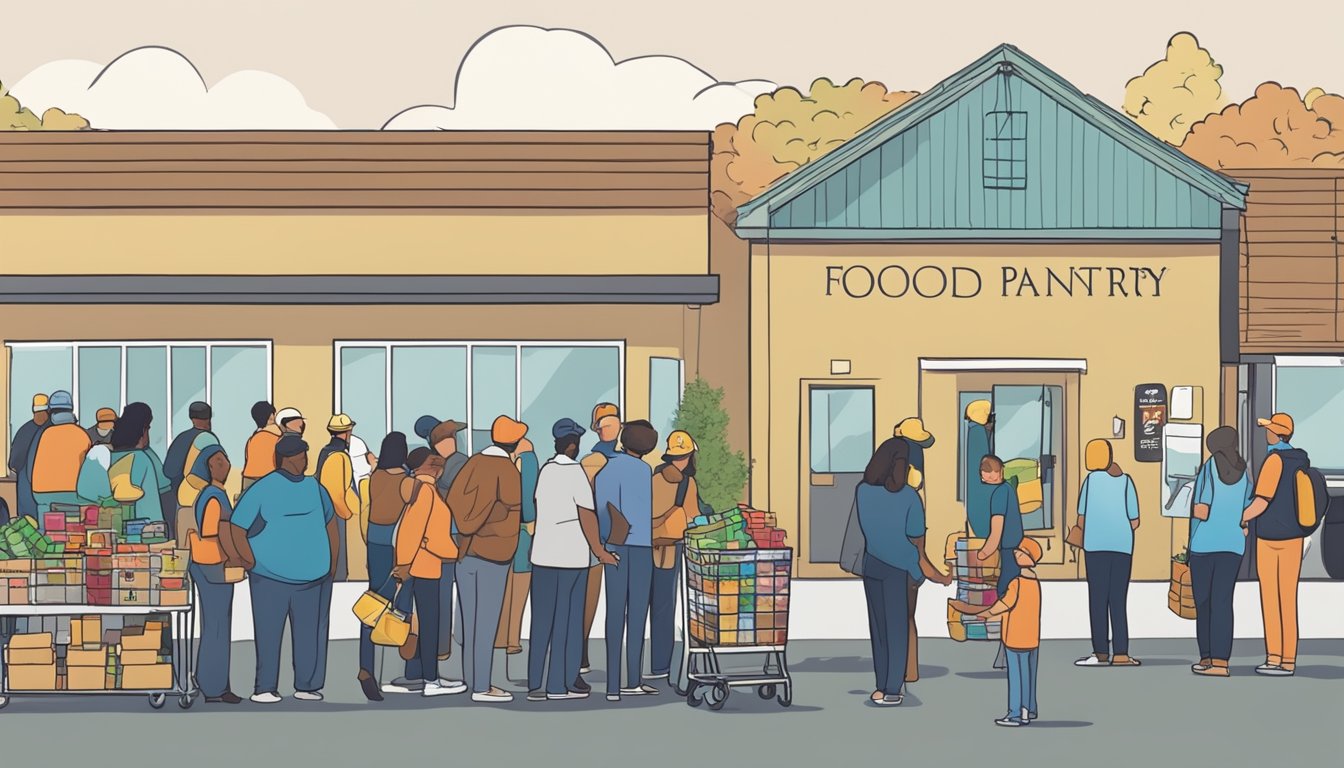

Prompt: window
xmin=957 ymin=391 xmax=990 ymax=501
xmin=809 ymin=388 xmax=873 ymax=473
xmin=649 ymin=358 xmax=685 ymax=444
xmin=337 ymin=341 xmax=623 ymax=457
xmin=6 ymin=342 xmax=271 ymax=465
xmin=1275 ymin=363 xmax=1344 ymax=472
xmin=983 ymin=111 xmax=1027 ymax=190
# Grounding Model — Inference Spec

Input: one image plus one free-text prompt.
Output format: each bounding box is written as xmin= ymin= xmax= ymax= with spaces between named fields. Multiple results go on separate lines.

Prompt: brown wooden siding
xmin=0 ymin=131 xmax=710 ymax=212
xmin=1227 ymin=169 xmax=1344 ymax=352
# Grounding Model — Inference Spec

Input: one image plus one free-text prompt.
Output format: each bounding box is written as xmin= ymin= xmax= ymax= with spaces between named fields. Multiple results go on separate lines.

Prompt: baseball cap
xmin=1015 ymin=538 xmax=1044 ymax=565
xmin=32 ymin=394 xmax=49 ymax=413
xmin=552 ymin=418 xmax=587 ymax=440
xmin=491 ymin=415 xmax=529 ymax=445
xmin=430 ymin=419 xmax=467 ymax=445
xmin=95 ymin=408 xmax=118 ymax=427
xmin=276 ymin=407 xmax=304 ymax=426
xmin=48 ymin=390 xmax=74 ymax=411
xmin=1257 ymin=413 xmax=1294 ymax=437
xmin=590 ymin=403 xmax=619 ymax=430
xmin=189 ymin=401 xmax=212 ymax=420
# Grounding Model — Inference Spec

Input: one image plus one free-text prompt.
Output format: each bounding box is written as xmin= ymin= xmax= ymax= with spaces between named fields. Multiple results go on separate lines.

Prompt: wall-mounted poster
xmin=1135 ymin=383 xmax=1168 ymax=463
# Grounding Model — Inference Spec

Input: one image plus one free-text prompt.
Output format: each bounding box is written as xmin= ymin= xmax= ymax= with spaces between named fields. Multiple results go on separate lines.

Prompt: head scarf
xmin=188 ymin=444 xmax=227 ymax=483
xmin=1206 ymin=426 xmax=1247 ymax=485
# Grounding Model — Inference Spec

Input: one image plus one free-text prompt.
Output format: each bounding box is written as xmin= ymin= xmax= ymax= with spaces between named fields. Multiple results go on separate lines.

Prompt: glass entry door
xmin=991 ymin=385 xmax=1063 ymax=534
xmin=805 ymin=386 xmax=874 ymax=571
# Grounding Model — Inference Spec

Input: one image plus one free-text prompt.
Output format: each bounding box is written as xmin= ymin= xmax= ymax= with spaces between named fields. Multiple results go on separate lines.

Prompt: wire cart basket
xmin=676 ymin=545 xmax=793 ymax=710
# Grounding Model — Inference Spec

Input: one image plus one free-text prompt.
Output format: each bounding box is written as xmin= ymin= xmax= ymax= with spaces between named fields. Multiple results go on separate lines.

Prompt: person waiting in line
xmin=497 ymin=437 xmax=539 ymax=659
xmin=276 ymin=407 xmax=306 ymax=435
xmin=962 ymin=401 xmax=995 ymax=538
xmin=1189 ymin=427 xmax=1251 ymax=678
xmin=892 ymin=416 xmax=935 ymax=684
xmin=961 ymin=538 xmax=1044 ymax=727
xmin=29 ymin=390 xmax=92 ymax=519
xmin=315 ymin=413 xmax=360 ymax=688
xmin=230 ymin=434 xmax=338 ymax=704
xmin=392 ymin=447 xmax=467 ymax=698
xmin=361 ymin=433 xmax=413 ymax=699
xmin=649 ymin=430 xmax=698 ymax=682
xmin=977 ymin=455 xmax=1026 ymax=670
xmin=165 ymin=402 xmax=219 ymax=541
xmin=107 ymin=403 xmax=172 ymax=524
xmin=187 ymin=444 xmax=251 ymax=705
xmin=1075 ymin=438 xmax=1142 ymax=668
xmin=345 ymin=431 xmax=377 ymax=582
xmin=596 ymin=419 xmax=660 ymax=702
xmin=856 ymin=438 xmax=952 ymax=708
xmin=527 ymin=418 xmax=618 ymax=701
xmin=86 ymin=408 xmax=117 ymax=447
xmin=447 ymin=415 xmax=526 ymax=704
xmin=9 ymin=394 xmax=50 ymax=519
xmin=579 ymin=402 xmax=621 ymax=676
xmin=1241 ymin=412 xmax=1308 ymax=677
xmin=242 ymin=401 xmax=282 ymax=492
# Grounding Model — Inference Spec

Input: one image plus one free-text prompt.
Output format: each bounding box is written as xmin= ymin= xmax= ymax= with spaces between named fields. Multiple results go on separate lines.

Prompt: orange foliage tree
xmin=711 ymin=78 xmax=917 ymax=224
xmin=1181 ymin=83 xmax=1344 ymax=168
xmin=1123 ymin=32 xmax=1226 ymax=146
xmin=1 ymin=81 xmax=90 ymax=130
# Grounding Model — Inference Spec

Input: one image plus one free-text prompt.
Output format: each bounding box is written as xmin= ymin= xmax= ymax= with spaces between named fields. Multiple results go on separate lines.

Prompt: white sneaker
xmin=606 ymin=694 xmax=621 ymax=702
xmin=547 ymin=691 xmax=589 ymax=700
xmin=620 ymin=684 xmax=659 ymax=696
xmin=423 ymin=679 xmax=468 ymax=697
xmin=250 ymin=692 xmax=282 ymax=704
xmin=471 ymin=688 xmax=514 ymax=703
xmin=381 ymin=677 xmax=424 ymax=694
xmin=580 ymin=665 xmax=592 ymax=674
xmin=1074 ymin=655 xmax=1110 ymax=667
xmin=293 ymin=691 xmax=324 ymax=702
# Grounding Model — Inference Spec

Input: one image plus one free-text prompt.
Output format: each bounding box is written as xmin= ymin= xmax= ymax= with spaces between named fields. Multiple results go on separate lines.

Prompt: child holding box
xmin=962 ymin=537 xmax=1043 ymax=727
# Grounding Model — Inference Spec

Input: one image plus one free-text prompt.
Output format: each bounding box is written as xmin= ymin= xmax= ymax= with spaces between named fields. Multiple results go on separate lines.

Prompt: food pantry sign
xmin=823 ymin=264 xmax=1169 ymax=299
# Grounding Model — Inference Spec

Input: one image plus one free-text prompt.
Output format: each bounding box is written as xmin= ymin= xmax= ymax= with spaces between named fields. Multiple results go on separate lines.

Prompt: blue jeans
xmin=650 ymin=544 xmax=683 ymax=676
xmin=568 ymin=567 xmax=588 ymax=681
xmin=406 ymin=562 xmax=451 ymax=682
xmin=1190 ymin=551 xmax=1240 ymax=662
xmin=1085 ymin=551 xmax=1133 ymax=656
xmin=862 ymin=553 xmax=910 ymax=696
xmin=358 ymin=536 xmax=413 ymax=675
xmin=605 ymin=544 xmax=654 ymax=695
xmin=401 ymin=575 xmax=440 ymax=683
xmin=1006 ymin=648 xmax=1038 ymax=718
xmin=528 ymin=566 xmax=583 ymax=694
xmin=457 ymin=556 xmax=509 ymax=693
xmin=437 ymin=563 xmax=456 ymax=658
xmin=248 ymin=574 xmax=326 ymax=695
xmin=312 ymin=576 xmax=334 ymax=690
xmin=189 ymin=564 xmax=234 ymax=698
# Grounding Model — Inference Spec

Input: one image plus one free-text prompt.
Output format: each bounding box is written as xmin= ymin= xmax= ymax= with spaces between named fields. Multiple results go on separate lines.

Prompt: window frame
xmin=983 ymin=110 xmax=1028 ymax=191
xmin=648 ymin=356 xmax=685 ymax=440
xmin=333 ymin=340 xmax=626 ymax=455
xmin=807 ymin=385 xmax=875 ymax=475
xmin=1271 ymin=356 xmax=1344 ymax=475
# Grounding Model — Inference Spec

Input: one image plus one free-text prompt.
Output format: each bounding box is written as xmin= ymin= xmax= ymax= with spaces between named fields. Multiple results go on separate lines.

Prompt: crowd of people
xmin=6 ymin=393 xmax=700 ymax=706
xmin=2 ymin=390 xmax=1322 ymax=722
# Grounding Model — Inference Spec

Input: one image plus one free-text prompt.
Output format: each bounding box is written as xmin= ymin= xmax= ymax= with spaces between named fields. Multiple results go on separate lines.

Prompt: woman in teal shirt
xmin=108 ymin=403 xmax=171 ymax=523
xmin=1189 ymin=427 xmax=1251 ymax=677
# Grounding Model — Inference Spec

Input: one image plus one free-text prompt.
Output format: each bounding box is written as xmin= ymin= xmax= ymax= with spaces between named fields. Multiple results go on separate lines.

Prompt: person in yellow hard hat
xmin=963 ymin=400 xmax=995 ymax=538
xmin=9 ymin=394 xmax=50 ymax=519
xmin=649 ymin=429 xmax=698 ymax=680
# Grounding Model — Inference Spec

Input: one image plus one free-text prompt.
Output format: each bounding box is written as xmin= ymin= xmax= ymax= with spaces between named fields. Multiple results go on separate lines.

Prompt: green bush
xmin=673 ymin=377 xmax=748 ymax=513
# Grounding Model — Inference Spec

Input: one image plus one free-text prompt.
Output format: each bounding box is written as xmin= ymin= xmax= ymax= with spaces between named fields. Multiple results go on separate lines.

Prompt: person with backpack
xmin=1241 ymin=412 xmax=1327 ymax=677
xmin=1189 ymin=427 xmax=1252 ymax=678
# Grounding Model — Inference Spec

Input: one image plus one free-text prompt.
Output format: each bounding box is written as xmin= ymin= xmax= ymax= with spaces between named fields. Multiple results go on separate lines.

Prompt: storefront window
xmin=78 ymin=347 xmax=122 ymax=424
xmin=1275 ymin=365 xmax=1344 ymax=471
xmin=649 ymin=357 xmax=684 ymax=448
xmin=339 ymin=347 xmax=388 ymax=448
xmin=7 ymin=345 xmax=72 ymax=444
xmin=472 ymin=347 xmax=518 ymax=454
xmin=522 ymin=346 xmax=619 ymax=456
xmin=126 ymin=346 xmax=169 ymax=460
xmin=210 ymin=346 xmax=270 ymax=470
xmin=170 ymin=347 xmax=206 ymax=441
xmin=391 ymin=346 xmax=466 ymax=447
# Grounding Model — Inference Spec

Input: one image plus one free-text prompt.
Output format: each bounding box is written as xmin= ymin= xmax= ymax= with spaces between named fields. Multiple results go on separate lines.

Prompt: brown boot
xmin=1194 ymin=660 xmax=1229 ymax=677
xmin=399 ymin=633 xmax=418 ymax=662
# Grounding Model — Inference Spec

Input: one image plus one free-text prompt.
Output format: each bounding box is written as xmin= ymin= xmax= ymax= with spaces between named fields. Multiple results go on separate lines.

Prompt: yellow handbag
xmin=352 ymin=576 xmax=395 ymax=628
xmin=371 ymin=607 xmax=412 ymax=647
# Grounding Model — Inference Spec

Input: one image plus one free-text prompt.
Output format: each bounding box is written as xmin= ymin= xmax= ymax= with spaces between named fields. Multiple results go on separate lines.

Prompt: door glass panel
xmin=471 ymin=347 xmax=517 ymax=454
xmin=78 ymin=347 xmax=122 ymax=424
xmin=521 ymin=346 xmax=619 ymax=457
xmin=210 ymin=346 xmax=269 ymax=465
xmin=126 ymin=347 xmax=169 ymax=460
xmin=392 ymin=346 xmax=467 ymax=451
xmin=958 ymin=391 xmax=990 ymax=501
xmin=170 ymin=347 xmax=206 ymax=446
xmin=8 ymin=345 xmax=73 ymax=445
xmin=340 ymin=347 xmax=388 ymax=450
xmin=992 ymin=385 xmax=1061 ymax=531
xmin=808 ymin=387 xmax=873 ymax=564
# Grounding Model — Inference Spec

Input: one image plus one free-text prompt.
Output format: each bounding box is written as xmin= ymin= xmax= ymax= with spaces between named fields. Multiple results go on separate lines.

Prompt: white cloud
xmin=11 ymin=46 xmax=336 ymax=129
xmin=384 ymin=26 xmax=775 ymax=130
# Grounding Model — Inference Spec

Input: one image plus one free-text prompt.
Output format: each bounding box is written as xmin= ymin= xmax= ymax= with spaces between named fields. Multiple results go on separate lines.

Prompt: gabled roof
xmin=736 ymin=44 xmax=1248 ymax=231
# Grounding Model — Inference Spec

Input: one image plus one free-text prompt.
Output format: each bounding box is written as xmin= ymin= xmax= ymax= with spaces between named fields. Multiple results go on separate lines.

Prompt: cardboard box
xmin=5 ymin=647 xmax=56 ymax=665
xmin=7 ymin=663 xmax=57 ymax=690
xmin=71 ymin=616 xmax=103 ymax=648
xmin=9 ymin=632 xmax=53 ymax=649
xmin=113 ymin=554 xmax=151 ymax=570
xmin=119 ymin=628 xmax=162 ymax=651
xmin=67 ymin=647 xmax=109 ymax=667
xmin=157 ymin=589 xmax=190 ymax=607
xmin=121 ymin=663 xmax=173 ymax=690
xmin=117 ymin=570 xmax=152 ymax=590
xmin=158 ymin=551 xmax=188 ymax=575
xmin=118 ymin=649 xmax=161 ymax=666
xmin=0 ymin=558 xmax=34 ymax=574
xmin=67 ymin=665 xmax=106 ymax=690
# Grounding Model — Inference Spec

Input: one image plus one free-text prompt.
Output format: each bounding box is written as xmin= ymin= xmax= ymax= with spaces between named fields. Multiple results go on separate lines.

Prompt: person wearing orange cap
xmin=1241 ymin=412 xmax=1308 ymax=677
xmin=577 ymin=402 xmax=621 ymax=675
xmin=8 ymin=393 xmax=50 ymax=519
xmin=446 ymin=414 xmax=527 ymax=703
xmin=962 ymin=537 xmax=1042 ymax=726
xmin=86 ymin=407 xmax=117 ymax=447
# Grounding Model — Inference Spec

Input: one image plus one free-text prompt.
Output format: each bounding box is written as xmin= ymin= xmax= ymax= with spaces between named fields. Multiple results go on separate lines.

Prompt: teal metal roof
xmin=735 ymin=44 xmax=1248 ymax=240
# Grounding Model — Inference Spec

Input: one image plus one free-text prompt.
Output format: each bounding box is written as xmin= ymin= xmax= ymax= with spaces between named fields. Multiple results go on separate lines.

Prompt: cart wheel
xmin=0 ymin=695 xmax=9 ymax=711
xmin=685 ymin=681 xmax=703 ymax=708
xmin=148 ymin=693 xmax=167 ymax=709
xmin=757 ymin=684 xmax=776 ymax=700
xmin=178 ymin=693 xmax=195 ymax=710
xmin=707 ymin=682 xmax=729 ymax=711
xmin=777 ymin=688 xmax=792 ymax=708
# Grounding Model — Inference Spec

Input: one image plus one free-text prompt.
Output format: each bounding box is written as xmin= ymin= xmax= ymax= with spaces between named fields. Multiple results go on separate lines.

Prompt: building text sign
xmin=824 ymin=264 xmax=1169 ymax=299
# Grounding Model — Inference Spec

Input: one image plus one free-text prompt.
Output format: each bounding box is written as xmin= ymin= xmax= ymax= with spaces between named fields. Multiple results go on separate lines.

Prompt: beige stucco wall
xmin=750 ymin=241 xmax=1224 ymax=581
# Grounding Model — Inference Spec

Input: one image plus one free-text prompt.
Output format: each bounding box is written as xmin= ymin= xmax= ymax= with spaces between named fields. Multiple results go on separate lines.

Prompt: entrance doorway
xmin=799 ymin=383 xmax=875 ymax=578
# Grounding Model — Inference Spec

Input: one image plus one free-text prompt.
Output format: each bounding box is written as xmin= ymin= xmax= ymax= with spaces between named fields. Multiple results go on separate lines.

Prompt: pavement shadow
xmin=916 ymin=664 xmax=950 ymax=680
xmin=1290 ymin=665 xmax=1344 ymax=680
xmin=789 ymin=656 xmax=871 ymax=673
xmin=1029 ymin=720 xmax=1093 ymax=729
xmin=1132 ymin=658 xmax=1191 ymax=667
xmin=956 ymin=671 xmax=1004 ymax=680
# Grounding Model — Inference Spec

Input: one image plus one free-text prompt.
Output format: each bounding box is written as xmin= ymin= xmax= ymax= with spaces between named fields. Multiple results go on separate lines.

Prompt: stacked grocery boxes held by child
xmin=945 ymin=533 xmax=1002 ymax=642
xmin=5 ymin=616 xmax=173 ymax=691
xmin=685 ymin=505 xmax=792 ymax=648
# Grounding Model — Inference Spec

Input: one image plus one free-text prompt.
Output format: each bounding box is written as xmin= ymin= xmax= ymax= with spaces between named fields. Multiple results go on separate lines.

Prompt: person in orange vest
xmin=30 ymin=390 xmax=92 ymax=521
xmin=242 ymin=401 xmax=282 ymax=491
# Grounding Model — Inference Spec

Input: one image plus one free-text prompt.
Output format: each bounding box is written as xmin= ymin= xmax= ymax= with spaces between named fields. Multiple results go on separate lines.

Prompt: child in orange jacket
xmin=966 ymin=537 xmax=1043 ymax=727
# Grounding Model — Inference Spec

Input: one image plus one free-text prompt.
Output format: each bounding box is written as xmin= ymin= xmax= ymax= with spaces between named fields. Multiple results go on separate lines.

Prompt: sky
xmin=3 ymin=0 xmax=1342 ymax=129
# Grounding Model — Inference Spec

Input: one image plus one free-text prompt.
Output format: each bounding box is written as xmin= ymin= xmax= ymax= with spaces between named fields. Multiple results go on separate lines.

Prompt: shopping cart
xmin=676 ymin=545 xmax=793 ymax=710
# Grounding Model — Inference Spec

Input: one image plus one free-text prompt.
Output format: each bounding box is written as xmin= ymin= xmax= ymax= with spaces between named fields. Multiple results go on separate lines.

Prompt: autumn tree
xmin=1 ymin=81 xmax=91 ymax=131
xmin=1124 ymin=32 xmax=1225 ymax=145
xmin=711 ymin=78 xmax=917 ymax=224
xmin=1181 ymin=83 xmax=1344 ymax=168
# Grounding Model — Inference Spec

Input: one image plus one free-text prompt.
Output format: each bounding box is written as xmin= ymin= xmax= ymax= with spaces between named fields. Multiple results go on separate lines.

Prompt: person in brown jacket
xmin=649 ymin=430 xmax=698 ymax=679
xmin=447 ymin=415 xmax=526 ymax=703
xmin=577 ymin=402 xmax=621 ymax=673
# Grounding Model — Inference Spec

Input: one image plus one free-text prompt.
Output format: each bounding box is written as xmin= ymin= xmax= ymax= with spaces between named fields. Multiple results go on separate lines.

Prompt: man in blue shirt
xmin=594 ymin=419 xmax=659 ymax=701
xmin=977 ymin=454 xmax=1026 ymax=670
xmin=230 ymin=434 xmax=338 ymax=704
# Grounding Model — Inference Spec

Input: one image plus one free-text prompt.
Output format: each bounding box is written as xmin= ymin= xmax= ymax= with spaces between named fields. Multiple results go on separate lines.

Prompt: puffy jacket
xmin=652 ymin=464 xmax=695 ymax=568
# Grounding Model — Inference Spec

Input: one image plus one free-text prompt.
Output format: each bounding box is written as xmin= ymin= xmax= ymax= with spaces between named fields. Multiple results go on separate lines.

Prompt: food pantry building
xmin=0 ymin=131 xmax=732 ymax=579
xmin=735 ymin=45 xmax=1248 ymax=581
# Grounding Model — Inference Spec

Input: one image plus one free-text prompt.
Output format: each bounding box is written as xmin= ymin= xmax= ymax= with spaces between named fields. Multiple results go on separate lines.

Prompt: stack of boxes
xmin=67 ymin=616 xmax=108 ymax=690
xmin=945 ymin=534 xmax=1002 ymax=642
xmin=686 ymin=548 xmax=792 ymax=647
xmin=3 ymin=632 xmax=57 ymax=690
xmin=2 ymin=616 xmax=173 ymax=691
xmin=118 ymin=620 xmax=173 ymax=690
xmin=740 ymin=505 xmax=788 ymax=549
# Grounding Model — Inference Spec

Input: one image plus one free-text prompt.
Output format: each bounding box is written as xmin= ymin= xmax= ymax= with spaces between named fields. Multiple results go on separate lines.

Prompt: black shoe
xmin=572 ymin=676 xmax=591 ymax=693
xmin=206 ymin=691 xmax=242 ymax=704
xmin=359 ymin=675 xmax=384 ymax=702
